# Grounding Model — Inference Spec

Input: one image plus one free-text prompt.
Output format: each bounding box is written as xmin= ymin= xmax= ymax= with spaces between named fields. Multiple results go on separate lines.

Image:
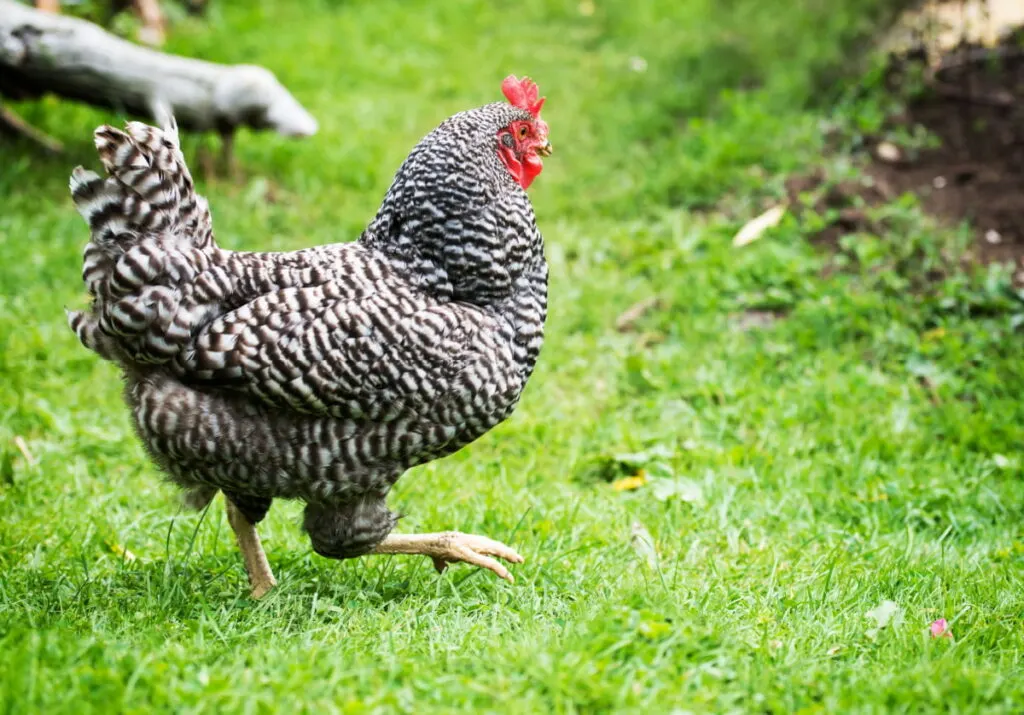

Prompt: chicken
xmin=66 ymin=76 xmax=552 ymax=598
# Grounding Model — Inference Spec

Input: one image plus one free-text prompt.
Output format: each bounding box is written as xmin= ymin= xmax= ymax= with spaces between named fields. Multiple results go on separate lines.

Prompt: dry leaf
xmin=13 ymin=436 xmax=37 ymax=466
xmin=105 ymin=540 xmax=137 ymax=562
xmin=613 ymin=446 xmax=674 ymax=466
xmin=612 ymin=472 xmax=647 ymax=491
xmin=630 ymin=520 xmax=659 ymax=568
xmin=650 ymin=477 xmax=703 ymax=504
xmin=732 ymin=205 xmax=786 ymax=247
xmin=875 ymin=141 xmax=902 ymax=163
xmin=628 ymin=56 xmax=648 ymax=73
xmin=992 ymin=454 xmax=1015 ymax=470
xmin=866 ymin=599 xmax=902 ymax=628
xmin=865 ymin=599 xmax=903 ymax=639
xmin=730 ymin=309 xmax=781 ymax=332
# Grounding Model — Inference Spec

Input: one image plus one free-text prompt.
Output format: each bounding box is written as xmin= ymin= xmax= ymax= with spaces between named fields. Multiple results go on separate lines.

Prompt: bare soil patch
xmin=792 ymin=30 xmax=1024 ymax=277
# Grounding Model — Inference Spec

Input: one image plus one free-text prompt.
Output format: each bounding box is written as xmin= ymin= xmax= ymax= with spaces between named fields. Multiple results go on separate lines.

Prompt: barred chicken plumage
xmin=66 ymin=76 xmax=552 ymax=598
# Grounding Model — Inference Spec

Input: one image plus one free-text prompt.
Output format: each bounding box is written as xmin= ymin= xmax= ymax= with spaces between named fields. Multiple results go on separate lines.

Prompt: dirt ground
xmin=791 ymin=28 xmax=1024 ymax=276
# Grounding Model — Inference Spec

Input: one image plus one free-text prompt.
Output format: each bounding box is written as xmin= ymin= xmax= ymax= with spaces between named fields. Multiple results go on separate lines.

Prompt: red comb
xmin=501 ymin=75 xmax=546 ymax=118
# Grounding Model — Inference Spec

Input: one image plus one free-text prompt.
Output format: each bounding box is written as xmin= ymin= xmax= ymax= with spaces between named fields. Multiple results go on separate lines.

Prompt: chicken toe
xmin=372 ymin=531 xmax=524 ymax=583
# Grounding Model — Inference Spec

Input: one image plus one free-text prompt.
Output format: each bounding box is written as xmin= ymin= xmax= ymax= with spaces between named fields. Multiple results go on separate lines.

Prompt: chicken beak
xmin=536 ymin=140 xmax=553 ymax=157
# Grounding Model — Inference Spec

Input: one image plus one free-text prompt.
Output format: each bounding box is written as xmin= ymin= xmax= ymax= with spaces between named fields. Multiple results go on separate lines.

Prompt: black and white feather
xmin=67 ymin=102 xmax=547 ymax=558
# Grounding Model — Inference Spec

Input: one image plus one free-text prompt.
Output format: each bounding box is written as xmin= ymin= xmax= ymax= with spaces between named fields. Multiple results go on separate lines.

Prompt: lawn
xmin=2 ymin=0 xmax=1024 ymax=712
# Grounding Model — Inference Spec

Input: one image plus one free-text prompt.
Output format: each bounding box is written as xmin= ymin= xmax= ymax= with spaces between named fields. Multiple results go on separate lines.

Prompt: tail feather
xmin=67 ymin=116 xmax=220 ymax=366
xmin=73 ymin=120 xmax=211 ymax=261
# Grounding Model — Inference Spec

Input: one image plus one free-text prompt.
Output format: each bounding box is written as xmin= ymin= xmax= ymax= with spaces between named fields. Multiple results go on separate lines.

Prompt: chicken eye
xmin=517 ymin=125 xmax=529 ymax=139
xmin=501 ymin=132 xmax=515 ymax=148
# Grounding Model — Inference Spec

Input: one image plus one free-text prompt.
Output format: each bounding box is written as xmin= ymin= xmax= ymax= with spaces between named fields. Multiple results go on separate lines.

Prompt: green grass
xmin=2 ymin=0 xmax=1024 ymax=712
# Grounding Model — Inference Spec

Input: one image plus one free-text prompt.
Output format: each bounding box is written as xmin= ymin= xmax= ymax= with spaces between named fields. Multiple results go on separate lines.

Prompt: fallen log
xmin=0 ymin=0 xmax=317 ymax=154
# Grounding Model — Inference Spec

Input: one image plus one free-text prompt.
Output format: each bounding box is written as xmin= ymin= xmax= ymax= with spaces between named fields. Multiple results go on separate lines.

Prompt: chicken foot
xmin=225 ymin=497 xmax=277 ymax=599
xmin=371 ymin=531 xmax=524 ymax=583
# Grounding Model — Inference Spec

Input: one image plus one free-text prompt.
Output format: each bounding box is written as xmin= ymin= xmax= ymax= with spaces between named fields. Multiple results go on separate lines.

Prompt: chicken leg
xmin=225 ymin=497 xmax=277 ymax=599
xmin=133 ymin=0 xmax=167 ymax=47
xmin=196 ymin=130 xmax=239 ymax=181
xmin=371 ymin=532 xmax=524 ymax=583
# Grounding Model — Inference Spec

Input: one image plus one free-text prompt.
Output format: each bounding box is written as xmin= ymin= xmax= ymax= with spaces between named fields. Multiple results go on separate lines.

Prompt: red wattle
xmin=498 ymin=143 xmax=543 ymax=190
xmin=520 ymin=154 xmax=543 ymax=189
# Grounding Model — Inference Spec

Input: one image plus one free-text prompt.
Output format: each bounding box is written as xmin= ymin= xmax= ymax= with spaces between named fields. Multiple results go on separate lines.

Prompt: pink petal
xmin=929 ymin=618 xmax=953 ymax=639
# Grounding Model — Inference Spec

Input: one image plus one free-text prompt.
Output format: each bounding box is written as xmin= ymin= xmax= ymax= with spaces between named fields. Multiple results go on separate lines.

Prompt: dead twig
xmin=928 ymin=79 xmax=1015 ymax=107
xmin=14 ymin=436 xmax=38 ymax=466
xmin=935 ymin=45 xmax=1024 ymax=78
xmin=925 ymin=44 xmax=1023 ymax=108
xmin=0 ymin=102 xmax=63 ymax=153
xmin=615 ymin=296 xmax=660 ymax=333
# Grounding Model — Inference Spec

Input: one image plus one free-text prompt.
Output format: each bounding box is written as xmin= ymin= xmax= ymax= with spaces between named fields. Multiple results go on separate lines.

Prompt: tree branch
xmin=0 ymin=0 xmax=317 ymax=138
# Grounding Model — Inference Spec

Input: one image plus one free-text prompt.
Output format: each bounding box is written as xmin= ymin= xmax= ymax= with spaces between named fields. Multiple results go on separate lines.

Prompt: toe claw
xmin=249 ymin=575 xmax=277 ymax=600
